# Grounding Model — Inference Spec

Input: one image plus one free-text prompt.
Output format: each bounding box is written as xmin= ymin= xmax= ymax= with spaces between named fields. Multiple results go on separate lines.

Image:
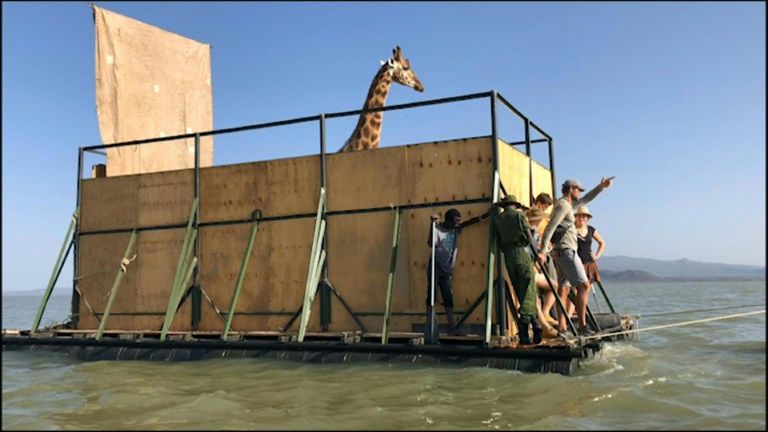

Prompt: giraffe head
xmin=381 ymin=46 xmax=424 ymax=92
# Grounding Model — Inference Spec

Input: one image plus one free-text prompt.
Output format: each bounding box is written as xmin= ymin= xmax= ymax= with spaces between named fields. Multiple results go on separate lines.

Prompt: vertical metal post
xmin=71 ymin=147 xmax=84 ymax=329
xmin=548 ymin=138 xmax=556 ymax=198
xmin=484 ymin=91 xmax=501 ymax=346
xmin=192 ymin=133 xmax=202 ymax=329
xmin=318 ymin=114 xmax=331 ymax=332
xmin=525 ymin=119 xmax=533 ymax=203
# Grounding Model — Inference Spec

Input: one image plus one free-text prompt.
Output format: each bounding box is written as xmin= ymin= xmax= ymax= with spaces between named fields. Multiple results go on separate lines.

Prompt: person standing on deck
xmin=491 ymin=195 xmax=541 ymax=344
xmin=427 ymin=208 xmax=488 ymax=336
xmin=537 ymin=176 xmax=614 ymax=336
xmin=575 ymin=205 xmax=605 ymax=286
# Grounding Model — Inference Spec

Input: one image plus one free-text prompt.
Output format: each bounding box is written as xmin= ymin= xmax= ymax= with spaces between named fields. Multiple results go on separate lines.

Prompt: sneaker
xmin=557 ymin=329 xmax=573 ymax=340
xmin=578 ymin=325 xmax=595 ymax=336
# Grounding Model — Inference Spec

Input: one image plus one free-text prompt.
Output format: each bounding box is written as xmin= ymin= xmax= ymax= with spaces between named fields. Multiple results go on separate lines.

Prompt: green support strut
xmin=31 ymin=207 xmax=79 ymax=334
xmin=381 ymin=206 xmax=402 ymax=344
xmin=96 ymin=229 xmax=137 ymax=341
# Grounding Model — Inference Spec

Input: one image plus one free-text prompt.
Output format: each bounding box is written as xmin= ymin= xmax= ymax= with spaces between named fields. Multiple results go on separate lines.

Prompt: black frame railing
xmin=66 ymin=90 xmax=556 ymax=343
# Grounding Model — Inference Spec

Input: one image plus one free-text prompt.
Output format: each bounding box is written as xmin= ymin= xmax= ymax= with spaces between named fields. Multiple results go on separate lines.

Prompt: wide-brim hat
xmin=499 ymin=194 xmax=521 ymax=207
xmin=526 ymin=207 xmax=549 ymax=223
xmin=575 ymin=206 xmax=592 ymax=218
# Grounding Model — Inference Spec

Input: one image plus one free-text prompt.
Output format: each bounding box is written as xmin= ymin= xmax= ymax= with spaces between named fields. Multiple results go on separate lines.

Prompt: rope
xmin=120 ymin=254 xmax=138 ymax=272
xmin=630 ymin=304 xmax=764 ymax=319
xmin=582 ymin=309 xmax=766 ymax=341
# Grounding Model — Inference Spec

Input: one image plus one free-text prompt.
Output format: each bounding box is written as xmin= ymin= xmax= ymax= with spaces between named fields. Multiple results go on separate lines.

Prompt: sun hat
xmin=526 ymin=207 xmax=549 ymax=223
xmin=498 ymin=195 xmax=521 ymax=207
xmin=562 ymin=178 xmax=586 ymax=191
xmin=574 ymin=206 xmax=592 ymax=218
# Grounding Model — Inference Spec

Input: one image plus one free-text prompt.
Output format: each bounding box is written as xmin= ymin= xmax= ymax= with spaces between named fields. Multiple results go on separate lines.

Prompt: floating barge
xmin=2 ymin=91 xmax=635 ymax=375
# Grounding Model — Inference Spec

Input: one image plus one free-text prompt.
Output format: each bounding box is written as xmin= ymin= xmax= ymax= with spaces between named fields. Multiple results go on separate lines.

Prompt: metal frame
xmin=65 ymin=90 xmax=580 ymax=341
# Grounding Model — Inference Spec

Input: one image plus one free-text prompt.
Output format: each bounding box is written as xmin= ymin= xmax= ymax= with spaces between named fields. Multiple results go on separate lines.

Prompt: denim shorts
xmin=552 ymin=248 xmax=588 ymax=288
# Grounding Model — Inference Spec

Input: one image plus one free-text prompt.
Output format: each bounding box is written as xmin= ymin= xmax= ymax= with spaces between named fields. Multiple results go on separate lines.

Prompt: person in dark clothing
xmin=491 ymin=195 xmax=541 ymax=344
xmin=427 ymin=208 xmax=488 ymax=336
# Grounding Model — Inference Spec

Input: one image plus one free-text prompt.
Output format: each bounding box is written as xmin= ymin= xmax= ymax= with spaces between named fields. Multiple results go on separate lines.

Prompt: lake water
xmin=2 ymin=281 xmax=766 ymax=430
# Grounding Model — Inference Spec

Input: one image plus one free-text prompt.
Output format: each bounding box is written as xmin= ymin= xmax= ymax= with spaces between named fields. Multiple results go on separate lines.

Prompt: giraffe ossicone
xmin=338 ymin=46 xmax=424 ymax=153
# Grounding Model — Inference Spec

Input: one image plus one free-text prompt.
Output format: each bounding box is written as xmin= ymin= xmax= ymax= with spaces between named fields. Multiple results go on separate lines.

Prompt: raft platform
xmin=2 ymin=90 xmax=636 ymax=375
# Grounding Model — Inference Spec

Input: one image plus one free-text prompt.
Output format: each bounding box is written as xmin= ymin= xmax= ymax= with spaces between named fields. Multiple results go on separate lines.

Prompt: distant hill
xmin=3 ymin=256 xmax=765 ymax=294
xmin=599 ymin=255 xmax=765 ymax=279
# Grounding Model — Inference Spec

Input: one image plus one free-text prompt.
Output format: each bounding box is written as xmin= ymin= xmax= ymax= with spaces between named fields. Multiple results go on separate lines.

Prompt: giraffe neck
xmin=339 ymin=65 xmax=393 ymax=152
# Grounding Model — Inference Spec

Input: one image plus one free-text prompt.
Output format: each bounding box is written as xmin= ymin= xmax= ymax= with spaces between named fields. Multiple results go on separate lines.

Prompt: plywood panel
xmin=74 ymin=136 xmax=551 ymax=334
xmin=498 ymin=141 xmax=532 ymax=206
xmin=137 ymin=170 xmax=195 ymax=227
xmin=532 ymin=160 xmax=555 ymax=207
xmin=325 ymin=211 xmax=399 ymax=332
xmin=199 ymin=162 xmax=270 ymax=223
xmin=265 ymin=155 xmax=320 ymax=217
xmin=76 ymin=232 xmax=137 ymax=330
xmin=133 ymin=228 xmax=187 ymax=331
xmin=266 ymin=218 xmax=315 ymax=331
xmin=197 ymin=223 xmax=271 ymax=332
xmin=80 ymin=176 xmax=138 ymax=232
xmin=326 ymin=146 xmax=405 ymax=212
xmin=406 ymin=137 xmax=493 ymax=205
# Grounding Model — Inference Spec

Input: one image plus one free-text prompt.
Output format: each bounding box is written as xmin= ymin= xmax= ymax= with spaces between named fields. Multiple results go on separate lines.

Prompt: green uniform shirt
xmin=492 ymin=207 xmax=530 ymax=250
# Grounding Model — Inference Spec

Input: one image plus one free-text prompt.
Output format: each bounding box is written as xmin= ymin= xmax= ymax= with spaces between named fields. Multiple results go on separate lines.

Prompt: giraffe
xmin=338 ymin=46 xmax=424 ymax=152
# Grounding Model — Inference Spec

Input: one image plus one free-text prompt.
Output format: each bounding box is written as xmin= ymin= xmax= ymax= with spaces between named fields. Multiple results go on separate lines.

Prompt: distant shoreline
xmin=4 ymin=272 xmax=765 ymax=296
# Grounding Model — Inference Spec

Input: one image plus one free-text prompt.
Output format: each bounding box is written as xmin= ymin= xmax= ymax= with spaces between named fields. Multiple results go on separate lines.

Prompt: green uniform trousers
xmin=502 ymin=246 xmax=537 ymax=324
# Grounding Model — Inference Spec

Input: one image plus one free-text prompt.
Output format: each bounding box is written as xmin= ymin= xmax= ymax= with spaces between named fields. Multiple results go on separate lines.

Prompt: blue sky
xmin=2 ymin=1 xmax=765 ymax=291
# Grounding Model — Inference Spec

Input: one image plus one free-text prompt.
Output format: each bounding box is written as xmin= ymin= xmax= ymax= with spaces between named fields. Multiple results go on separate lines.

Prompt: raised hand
xmin=600 ymin=176 xmax=615 ymax=189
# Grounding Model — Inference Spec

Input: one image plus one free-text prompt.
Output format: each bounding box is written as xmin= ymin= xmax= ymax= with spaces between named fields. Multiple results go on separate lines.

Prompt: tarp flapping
xmin=93 ymin=5 xmax=214 ymax=176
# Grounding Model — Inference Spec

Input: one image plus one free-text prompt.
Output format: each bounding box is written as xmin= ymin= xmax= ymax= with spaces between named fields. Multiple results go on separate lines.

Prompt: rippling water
xmin=3 ymin=281 xmax=766 ymax=430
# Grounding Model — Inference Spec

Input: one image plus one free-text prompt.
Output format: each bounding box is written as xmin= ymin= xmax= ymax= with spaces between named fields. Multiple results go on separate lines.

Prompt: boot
xmin=531 ymin=317 xmax=543 ymax=344
xmin=446 ymin=307 xmax=466 ymax=336
xmin=517 ymin=321 xmax=532 ymax=345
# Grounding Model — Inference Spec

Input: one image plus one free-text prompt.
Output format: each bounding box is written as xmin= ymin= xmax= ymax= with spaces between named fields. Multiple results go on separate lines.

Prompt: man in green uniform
xmin=491 ymin=195 xmax=540 ymax=344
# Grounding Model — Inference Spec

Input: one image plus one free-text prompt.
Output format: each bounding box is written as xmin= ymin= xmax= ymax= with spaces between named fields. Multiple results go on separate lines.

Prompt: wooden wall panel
xmin=266 ymin=218 xmax=315 ymax=331
xmin=325 ymin=211 xmax=398 ymax=332
xmin=326 ymin=147 xmax=405 ymax=212
xmin=200 ymin=162 xmax=269 ymax=223
xmin=405 ymin=137 xmax=493 ymax=205
xmin=133 ymin=229 xmax=187 ymax=331
xmin=76 ymin=232 xmax=137 ymax=330
xmin=265 ymin=155 xmax=320 ymax=217
xmin=75 ymin=137 xmax=551 ymax=334
xmin=532 ymin=160 xmax=555 ymax=208
xmin=498 ymin=141 xmax=533 ymax=206
xmin=137 ymin=170 xmax=195 ymax=227
xmin=80 ymin=176 xmax=138 ymax=232
xmin=197 ymin=223 xmax=271 ymax=332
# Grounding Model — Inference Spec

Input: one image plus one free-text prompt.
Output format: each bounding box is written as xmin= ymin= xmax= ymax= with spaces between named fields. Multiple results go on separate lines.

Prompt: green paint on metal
xmin=161 ymin=199 xmax=199 ymax=341
xmin=298 ymin=188 xmax=326 ymax=342
xmin=484 ymin=170 xmax=500 ymax=346
xmin=170 ymin=198 xmax=199 ymax=303
xmin=32 ymin=207 xmax=79 ymax=334
xmin=298 ymin=220 xmax=326 ymax=342
xmin=95 ymin=229 xmax=137 ymax=341
xmin=221 ymin=216 xmax=260 ymax=340
xmin=382 ymin=206 xmax=402 ymax=344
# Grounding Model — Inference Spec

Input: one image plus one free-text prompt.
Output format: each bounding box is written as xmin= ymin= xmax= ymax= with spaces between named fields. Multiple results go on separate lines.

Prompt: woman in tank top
xmin=574 ymin=206 xmax=605 ymax=283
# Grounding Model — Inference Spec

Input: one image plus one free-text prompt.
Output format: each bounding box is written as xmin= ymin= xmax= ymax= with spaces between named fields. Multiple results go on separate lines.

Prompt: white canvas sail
xmin=93 ymin=5 xmax=213 ymax=176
